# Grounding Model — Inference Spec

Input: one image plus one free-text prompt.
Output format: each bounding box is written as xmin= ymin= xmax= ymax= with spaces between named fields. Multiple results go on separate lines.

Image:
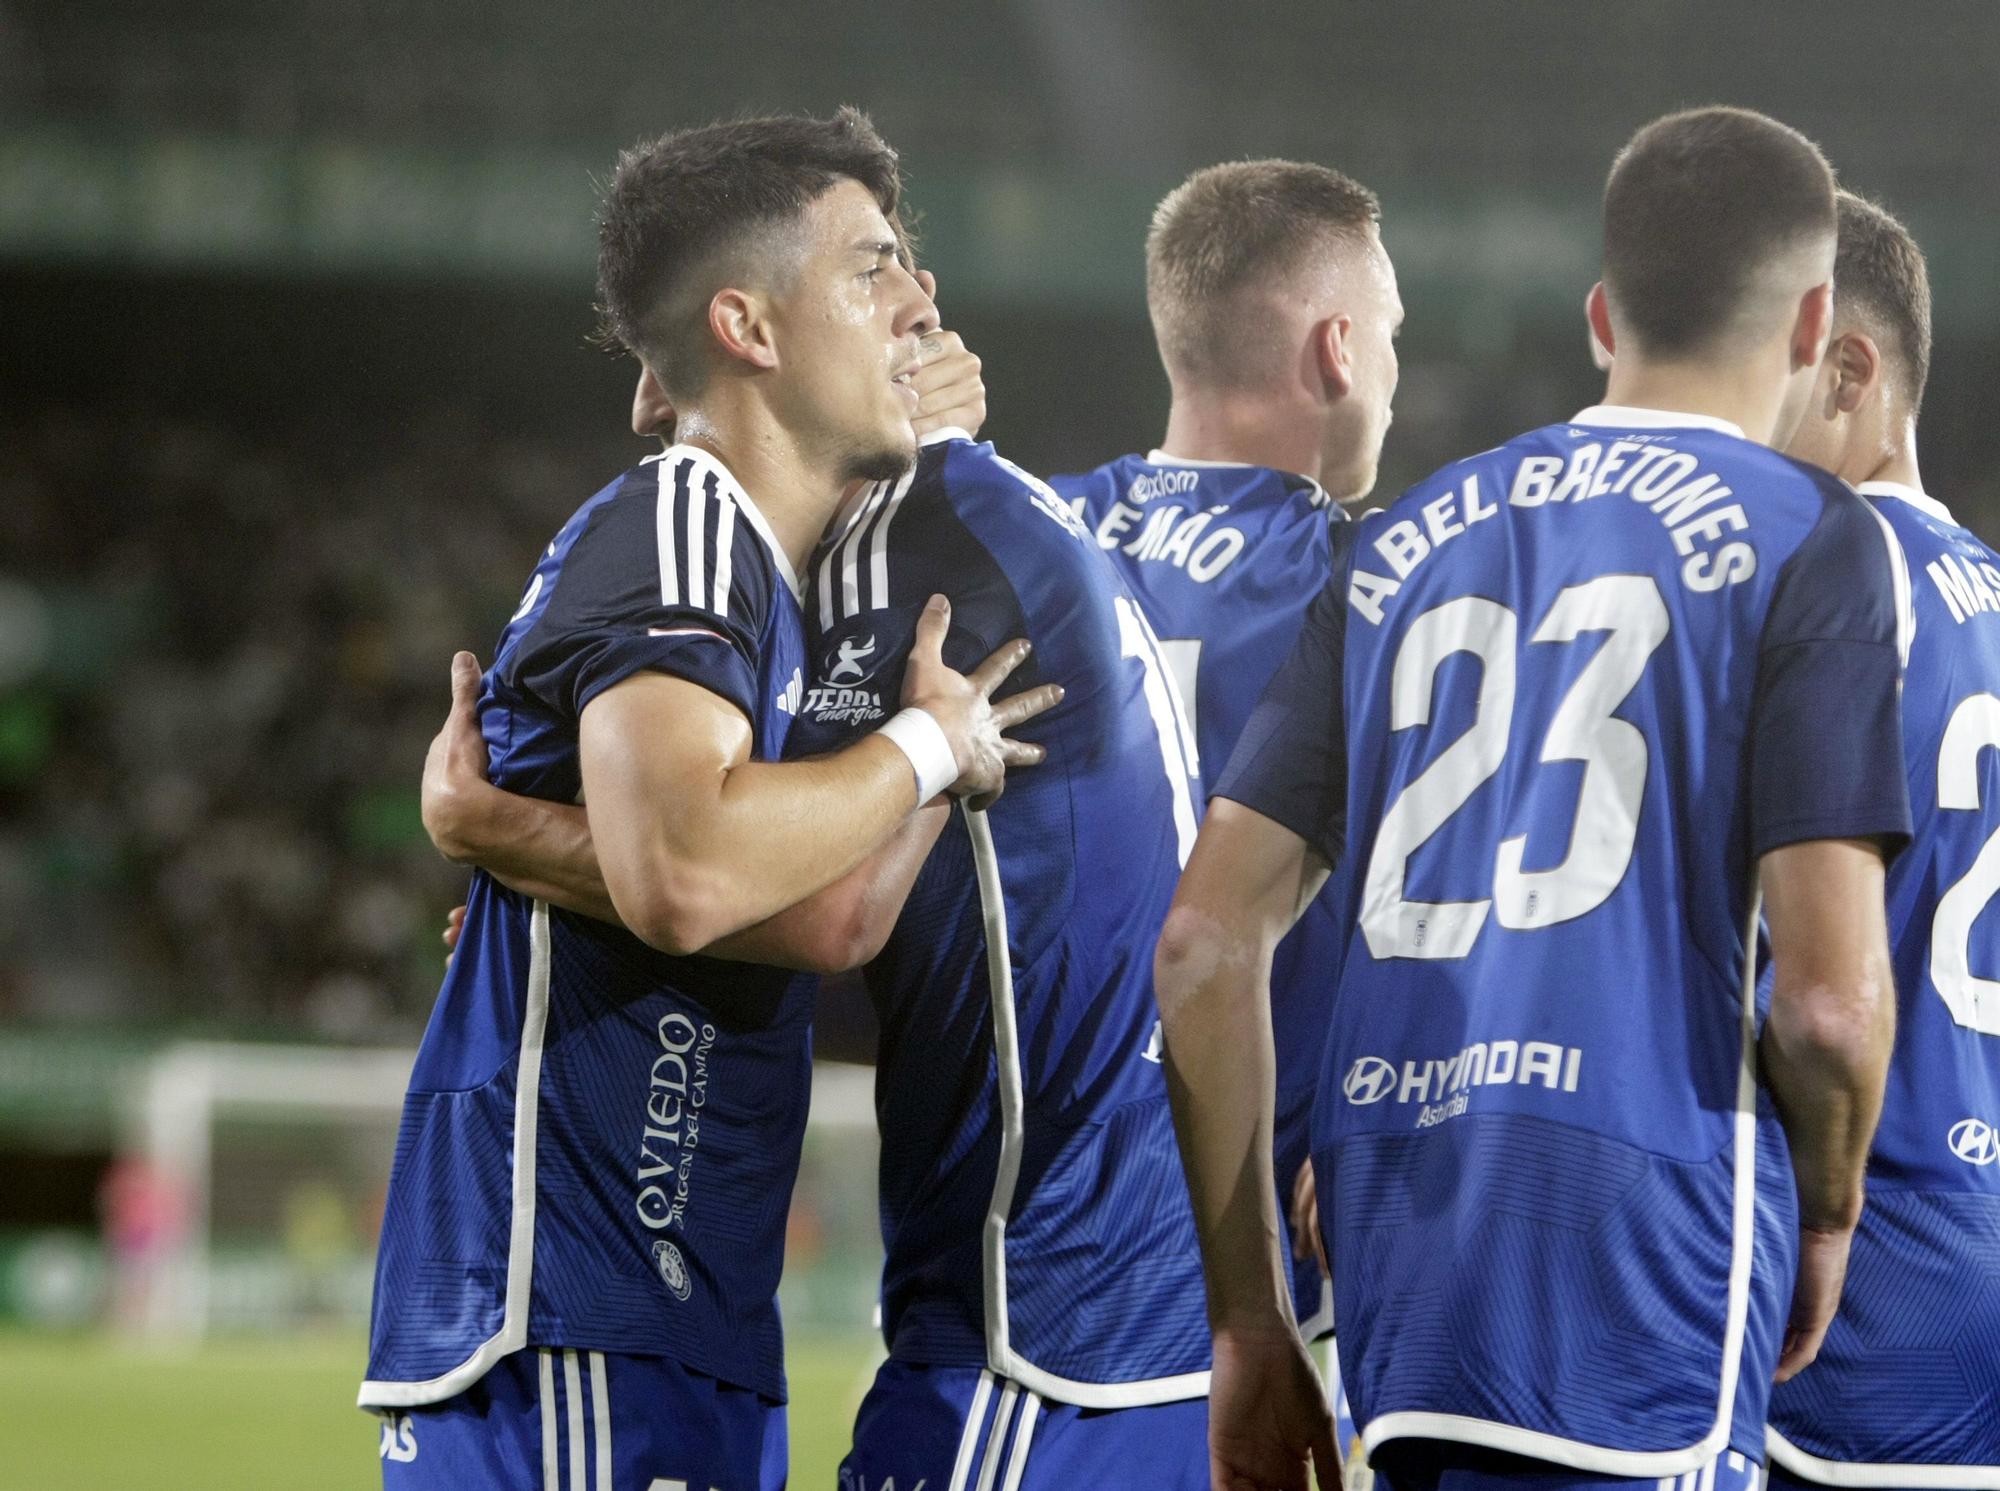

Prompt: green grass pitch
xmin=0 ymin=1328 xmax=880 ymax=1488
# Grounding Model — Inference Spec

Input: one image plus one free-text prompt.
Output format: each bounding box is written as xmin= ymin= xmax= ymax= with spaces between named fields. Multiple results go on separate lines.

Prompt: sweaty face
xmin=1326 ymin=233 xmax=1403 ymax=503
xmin=765 ymin=180 xmax=938 ymax=484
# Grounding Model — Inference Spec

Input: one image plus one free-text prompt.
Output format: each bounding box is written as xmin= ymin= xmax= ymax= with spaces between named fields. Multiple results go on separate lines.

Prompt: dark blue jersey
xmin=1216 ymin=407 xmax=1912 ymax=1477
xmin=1052 ymin=450 xmax=1344 ymax=1333
xmin=1769 ymin=482 xmax=2000 ymax=1487
xmin=789 ymin=433 xmax=1209 ymax=1406
xmin=362 ymin=445 xmax=812 ymax=1409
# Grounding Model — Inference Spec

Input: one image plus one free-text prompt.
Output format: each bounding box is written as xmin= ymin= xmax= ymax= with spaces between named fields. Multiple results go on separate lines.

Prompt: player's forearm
xmin=440 ymin=782 xmax=623 ymax=926
xmin=1157 ymin=901 xmax=1297 ymax=1333
xmin=1762 ymin=963 xmax=1894 ymax=1231
xmin=614 ymin=735 xmax=920 ymax=955
xmin=1759 ymin=838 xmax=1897 ymax=1232
xmin=704 ymin=799 xmax=949 ymax=972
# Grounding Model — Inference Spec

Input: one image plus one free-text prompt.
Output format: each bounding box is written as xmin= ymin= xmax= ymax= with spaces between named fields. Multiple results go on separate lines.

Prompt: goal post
xmin=119 ymin=1042 xmax=415 ymax=1341
xmin=115 ymin=1043 xmax=882 ymax=1343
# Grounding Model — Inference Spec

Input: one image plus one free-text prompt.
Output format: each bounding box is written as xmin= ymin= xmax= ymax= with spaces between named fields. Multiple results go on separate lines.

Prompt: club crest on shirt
xmin=652 ymin=1239 xmax=694 ymax=1301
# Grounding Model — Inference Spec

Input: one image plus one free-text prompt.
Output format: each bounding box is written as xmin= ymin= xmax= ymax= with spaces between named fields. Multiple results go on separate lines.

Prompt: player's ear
xmin=1791 ymin=280 xmax=1835 ymax=374
xmin=1831 ymin=331 xmax=1881 ymax=416
xmin=1585 ymin=283 xmax=1616 ymax=370
xmin=709 ymin=287 xmax=780 ymax=374
xmin=1316 ymin=315 xmax=1355 ymax=400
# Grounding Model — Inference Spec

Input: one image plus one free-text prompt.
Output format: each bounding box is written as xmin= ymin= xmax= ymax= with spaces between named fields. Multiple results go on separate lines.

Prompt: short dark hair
xmin=1602 ymin=107 xmax=1836 ymax=357
xmin=596 ymin=107 xmax=902 ymax=396
xmin=1147 ymin=159 xmax=1381 ymax=386
xmin=1834 ymin=190 xmax=1932 ymax=415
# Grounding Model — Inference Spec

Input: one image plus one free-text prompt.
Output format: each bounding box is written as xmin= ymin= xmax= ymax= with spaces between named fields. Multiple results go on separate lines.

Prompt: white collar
xmin=1857 ymin=479 xmax=1955 ymax=525
xmin=1144 ymin=449 xmax=1332 ymax=508
xmin=1146 ymin=447 xmax=1256 ymax=470
xmin=1568 ymin=404 xmax=1746 ymax=440
xmin=920 ymin=425 xmax=973 ymax=448
xmin=650 ymin=443 xmax=805 ymax=600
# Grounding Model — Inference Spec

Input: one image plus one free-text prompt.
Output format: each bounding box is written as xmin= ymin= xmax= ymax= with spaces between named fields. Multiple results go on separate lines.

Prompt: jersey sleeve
xmin=1043 ymin=468 xmax=1096 ymax=523
xmin=1211 ymin=519 xmax=1361 ymax=866
xmin=1749 ymin=481 xmax=1913 ymax=859
xmin=514 ymin=465 xmax=773 ymax=724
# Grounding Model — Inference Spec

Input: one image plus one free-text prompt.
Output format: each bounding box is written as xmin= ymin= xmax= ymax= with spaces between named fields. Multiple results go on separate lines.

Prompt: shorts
xmin=1371 ymin=1440 xmax=1765 ymax=1491
xmin=839 ymin=1360 xmax=1208 ymax=1491
xmin=376 ymin=1346 xmax=787 ymax=1491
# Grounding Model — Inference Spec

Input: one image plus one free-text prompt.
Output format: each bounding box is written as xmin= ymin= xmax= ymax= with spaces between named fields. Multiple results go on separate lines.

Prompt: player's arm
xmin=464 ymin=593 xmax=1053 ymax=958
xmin=1759 ymin=837 xmax=1895 ymax=1380
xmin=1749 ymin=486 xmax=1912 ymax=1381
xmin=1156 ymin=561 xmax=1353 ymax=1491
xmin=422 ymin=652 xmax=953 ymax=969
xmin=1158 ymin=806 xmax=1333 ymax=1491
xmin=1158 ymin=802 xmax=1327 ymax=1322
xmin=441 ymin=598 xmax=1050 ymax=961
xmin=580 ymin=603 xmax=1032 ymax=957
xmin=705 ymin=799 xmax=950 ymax=970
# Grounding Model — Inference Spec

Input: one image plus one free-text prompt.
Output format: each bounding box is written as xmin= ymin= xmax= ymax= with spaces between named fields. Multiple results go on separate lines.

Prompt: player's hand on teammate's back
xmin=420 ymin=651 xmax=496 ymax=863
xmin=900 ymin=594 xmax=1061 ymax=813
xmin=1208 ymin=1327 xmax=1338 ymax=1491
xmin=1776 ymin=1222 xmax=1854 ymax=1382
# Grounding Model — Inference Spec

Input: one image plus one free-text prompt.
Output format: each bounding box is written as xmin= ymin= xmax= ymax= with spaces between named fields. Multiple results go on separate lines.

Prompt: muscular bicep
xmin=578 ymin=672 xmax=752 ymax=922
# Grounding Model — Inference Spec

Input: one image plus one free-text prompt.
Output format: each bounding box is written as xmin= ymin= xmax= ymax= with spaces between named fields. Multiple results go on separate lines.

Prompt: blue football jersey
xmin=1215 ymin=407 xmax=1913 ymax=1478
xmin=1051 ymin=450 xmax=1344 ymax=1333
xmin=788 ymin=432 xmax=1210 ymax=1406
xmin=362 ymin=445 xmax=812 ymax=1410
xmin=1768 ymin=482 xmax=2000 ymax=1487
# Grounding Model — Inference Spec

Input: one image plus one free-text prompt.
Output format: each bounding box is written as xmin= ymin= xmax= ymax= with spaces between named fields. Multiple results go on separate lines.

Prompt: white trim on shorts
xmin=1768 ymin=1427 xmax=2000 ymax=1488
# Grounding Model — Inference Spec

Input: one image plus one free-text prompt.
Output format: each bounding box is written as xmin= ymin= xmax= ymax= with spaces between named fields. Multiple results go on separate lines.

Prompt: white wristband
xmin=877 ymin=707 xmax=959 ymax=803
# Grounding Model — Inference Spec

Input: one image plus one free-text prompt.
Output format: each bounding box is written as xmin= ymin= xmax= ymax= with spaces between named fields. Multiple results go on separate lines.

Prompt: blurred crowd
xmin=3 ymin=317 xmax=1992 ymax=1044
xmin=0 ymin=402 xmax=604 ymax=1038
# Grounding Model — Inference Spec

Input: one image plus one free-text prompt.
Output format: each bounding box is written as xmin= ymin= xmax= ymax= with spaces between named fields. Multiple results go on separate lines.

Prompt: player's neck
xmin=1859 ymin=424 xmax=1924 ymax=492
xmin=1599 ymin=357 xmax=1792 ymax=448
xmin=671 ymin=410 xmax=846 ymax=576
xmin=1158 ymin=390 xmax=1321 ymax=484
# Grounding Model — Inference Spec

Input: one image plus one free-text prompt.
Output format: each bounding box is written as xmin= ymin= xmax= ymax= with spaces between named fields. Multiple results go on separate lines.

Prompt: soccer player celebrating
xmin=429 ymin=326 xmax=1223 ymax=1487
xmin=1051 ymin=157 xmax=1399 ymax=1358
xmin=1158 ymin=106 xmax=1909 ymax=1491
xmin=360 ymin=111 xmax=1056 ymax=1491
xmin=796 ymin=430 xmax=1217 ymax=1489
xmin=1767 ymin=192 xmax=2000 ymax=1490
